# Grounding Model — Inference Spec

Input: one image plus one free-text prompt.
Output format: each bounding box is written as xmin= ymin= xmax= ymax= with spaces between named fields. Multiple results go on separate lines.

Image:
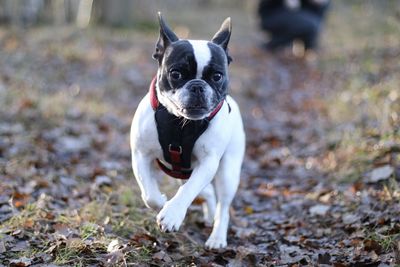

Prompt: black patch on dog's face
xmin=202 ymin=43 xmax=229 ymax=100
xmin=158 ymin=40 xmax=197 ymax=92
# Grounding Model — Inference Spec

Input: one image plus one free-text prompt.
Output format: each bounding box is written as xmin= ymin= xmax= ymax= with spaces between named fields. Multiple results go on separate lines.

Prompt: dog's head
xmin=153 ymin=13 xmax=232 ymax=120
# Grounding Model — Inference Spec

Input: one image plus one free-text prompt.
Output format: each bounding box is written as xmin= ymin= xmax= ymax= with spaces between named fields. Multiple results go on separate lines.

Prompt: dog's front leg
xmin=132 ymin=151 xmax=166 ymax=211
xmin=156 ymin=154 xmax=219 ymax=232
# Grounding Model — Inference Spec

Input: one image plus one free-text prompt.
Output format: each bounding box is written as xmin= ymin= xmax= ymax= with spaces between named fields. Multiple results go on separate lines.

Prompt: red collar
xmin=149 ymin=76 xmax=159 ymax=110
xmin=149 ymin=76 xmax=224 ymax=120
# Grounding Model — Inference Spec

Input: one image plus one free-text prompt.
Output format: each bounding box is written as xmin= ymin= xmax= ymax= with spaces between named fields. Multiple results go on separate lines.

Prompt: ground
xmin=0 ymin=1 xmax=400 ymax=266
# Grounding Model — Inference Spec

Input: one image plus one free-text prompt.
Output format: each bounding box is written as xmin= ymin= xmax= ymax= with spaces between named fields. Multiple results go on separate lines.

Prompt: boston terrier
xmin=130 ymin=13 xmax=245 ymax=249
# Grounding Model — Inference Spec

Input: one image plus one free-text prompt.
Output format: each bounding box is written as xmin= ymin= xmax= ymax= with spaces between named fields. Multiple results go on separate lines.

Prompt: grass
xmin=80 ymin=222 xmax=102 ymax=241
xmin=5 ymin=203 xmax=39 ymax=230
xmin=319 ymin=1 xmax=400 ymax=183
xmin=0 ymin=185 xmax=159 ymax=265
xmin=382 ymin=178 xmax=400 ymax=201
xmin=53 ymin=243 xmax=88 ymax=266
xmin=365 ymin=231 xmax=400 ymax=254
xmin=323 ymin=78 xmax=399 ymax=183
xmin=0 ymin=180 xmax=202 ymax=264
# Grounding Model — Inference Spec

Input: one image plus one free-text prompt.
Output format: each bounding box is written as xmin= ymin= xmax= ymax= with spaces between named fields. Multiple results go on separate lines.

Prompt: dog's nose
xmin=189 ymin=84 xmax=204 ymax=94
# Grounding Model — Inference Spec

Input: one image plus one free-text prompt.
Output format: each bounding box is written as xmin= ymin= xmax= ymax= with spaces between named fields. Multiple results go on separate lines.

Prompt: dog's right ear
xmin=153 ymin=12 xmax=179 ymax=62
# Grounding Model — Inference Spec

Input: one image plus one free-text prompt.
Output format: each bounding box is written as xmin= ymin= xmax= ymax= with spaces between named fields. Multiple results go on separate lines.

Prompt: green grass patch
xmin=365 ymin=231 xmax=400 ymax=253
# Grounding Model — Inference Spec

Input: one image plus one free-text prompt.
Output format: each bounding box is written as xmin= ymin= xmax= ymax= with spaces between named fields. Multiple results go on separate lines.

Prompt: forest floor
xmin=1 ymin=1 xmax=400 ymax=266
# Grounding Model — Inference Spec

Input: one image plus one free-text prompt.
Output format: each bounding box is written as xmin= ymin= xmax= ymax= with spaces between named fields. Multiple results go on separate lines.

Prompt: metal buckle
xmin=168 ymin=144 xmax=182 ymax=154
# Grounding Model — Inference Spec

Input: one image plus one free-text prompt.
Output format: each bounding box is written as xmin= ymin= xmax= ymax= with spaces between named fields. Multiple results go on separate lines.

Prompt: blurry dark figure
xmin=258 ymin=0 xmax=330 ymax=53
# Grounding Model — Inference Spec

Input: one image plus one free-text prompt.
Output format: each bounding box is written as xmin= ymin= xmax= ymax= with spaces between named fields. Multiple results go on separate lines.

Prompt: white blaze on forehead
xmin=188 ymin=40 xmax=211 ymax=79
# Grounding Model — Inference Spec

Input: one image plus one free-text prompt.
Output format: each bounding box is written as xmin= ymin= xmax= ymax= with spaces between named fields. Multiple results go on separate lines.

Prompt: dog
xmin=130 ymin=13 xmax=245 ymax=249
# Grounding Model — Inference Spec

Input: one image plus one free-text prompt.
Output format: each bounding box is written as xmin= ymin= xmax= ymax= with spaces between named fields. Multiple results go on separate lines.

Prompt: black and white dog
xmin=130 ymin=13 xmax=245 ymax=249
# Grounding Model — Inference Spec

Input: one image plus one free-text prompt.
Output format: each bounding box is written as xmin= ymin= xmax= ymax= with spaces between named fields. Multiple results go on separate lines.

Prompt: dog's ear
xmin=153 ymin=12 xmax=179 ymax=62
xmin=211 ymin=17 xmax=232 ymax=64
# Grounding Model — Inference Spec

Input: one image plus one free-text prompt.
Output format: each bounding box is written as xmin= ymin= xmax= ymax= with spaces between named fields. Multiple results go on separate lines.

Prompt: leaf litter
xmin=1 ymin=2 xmax=400 ymax=266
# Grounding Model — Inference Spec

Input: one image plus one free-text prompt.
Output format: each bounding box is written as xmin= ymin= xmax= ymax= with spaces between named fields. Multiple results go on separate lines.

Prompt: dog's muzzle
xmin=187 ymin=79 xmax=207 ymax=96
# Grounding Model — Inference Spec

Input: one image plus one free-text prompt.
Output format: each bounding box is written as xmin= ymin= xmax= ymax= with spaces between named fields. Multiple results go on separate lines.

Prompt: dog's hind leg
xmin=199 ymin=183 xmax=216 ymax=225
xmin=205 ymin=154 xmax=241 ymax=249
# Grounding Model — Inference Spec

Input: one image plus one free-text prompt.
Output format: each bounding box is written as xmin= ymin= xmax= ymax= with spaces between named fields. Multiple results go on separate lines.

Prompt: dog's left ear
xmin=211 ymin=17 xmax=232 ymax=64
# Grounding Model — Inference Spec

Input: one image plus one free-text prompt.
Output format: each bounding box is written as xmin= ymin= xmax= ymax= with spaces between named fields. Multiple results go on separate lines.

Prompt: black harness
xmin=149 ymin=76 xmax=225 ymax=179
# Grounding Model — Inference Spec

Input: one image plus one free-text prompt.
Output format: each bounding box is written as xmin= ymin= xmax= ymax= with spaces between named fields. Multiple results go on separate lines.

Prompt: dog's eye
xmin=170 ymin=70 xmax=182 ymax=81
xmin=212 ymin=72 xmax=223 ymax=82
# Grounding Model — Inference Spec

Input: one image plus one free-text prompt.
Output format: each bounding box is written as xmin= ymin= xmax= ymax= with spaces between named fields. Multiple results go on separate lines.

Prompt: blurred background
xmin=0 ymin=0 xmax=250 ymax=29
xmin=0 ymin=0 xmax=399 ymax=265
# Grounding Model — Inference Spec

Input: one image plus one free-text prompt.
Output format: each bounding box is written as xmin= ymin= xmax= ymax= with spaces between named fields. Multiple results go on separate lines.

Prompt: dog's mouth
xmin=170 ymin=98 xmax=211 ymax=119
xmin=184 ymin=105 xmax=208 ymax=111
xmin=160 ymin=92 xmax=214 ymax=120
xmin=179 ymin=106 xmax=210 ymax=120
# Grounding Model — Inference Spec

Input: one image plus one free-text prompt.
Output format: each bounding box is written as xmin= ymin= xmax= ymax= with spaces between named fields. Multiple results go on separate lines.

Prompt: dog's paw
xmin=205 ymin=236 xmax=227 ymax=250
xmin=156 ymin=200 xmax=186 ymax=232
xmin=142 ymin=194 xmax=167 ymax=211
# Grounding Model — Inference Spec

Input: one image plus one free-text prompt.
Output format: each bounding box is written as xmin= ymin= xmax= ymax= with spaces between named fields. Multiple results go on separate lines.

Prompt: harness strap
xmin=169 ymin=145 xmax=182 ymax=171
xmin=156 ymin=159 xmax=192 ymax=179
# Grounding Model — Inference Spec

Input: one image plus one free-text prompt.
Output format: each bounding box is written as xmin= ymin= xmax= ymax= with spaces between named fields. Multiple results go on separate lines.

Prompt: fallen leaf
xmin=107 ymin=239 xmax=120 ymax=253
xmin=95 ymin=175 xmax=112 ymax=186
xmin=368 ymin=165 xmax=394 ymax=182
xmin=318 ymin=252 xmax=331 ymax=264
xmin=309 ymin=204 xmax=330 ymax=216
xmin=0 ymin=240 xmax=6 ymax=253
xmin=152 ymin=250 xmax=172 ymax=263
xmin=244 ymin=205 xmax=254 ymax=215
xmin=9 ymin=256 xmax=32 ymax=266
xmin=363 ymin=239 xmax=382 ymax=254
xmin=10 ymin=241 xmax=28 ymax=252
xmin=342 ymin=213 xmax=360 ymax=225
xmin=105 ymin=251 xmax=125 ymax=265
xmin=56 ymin=136 xmax=90 ymax=153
